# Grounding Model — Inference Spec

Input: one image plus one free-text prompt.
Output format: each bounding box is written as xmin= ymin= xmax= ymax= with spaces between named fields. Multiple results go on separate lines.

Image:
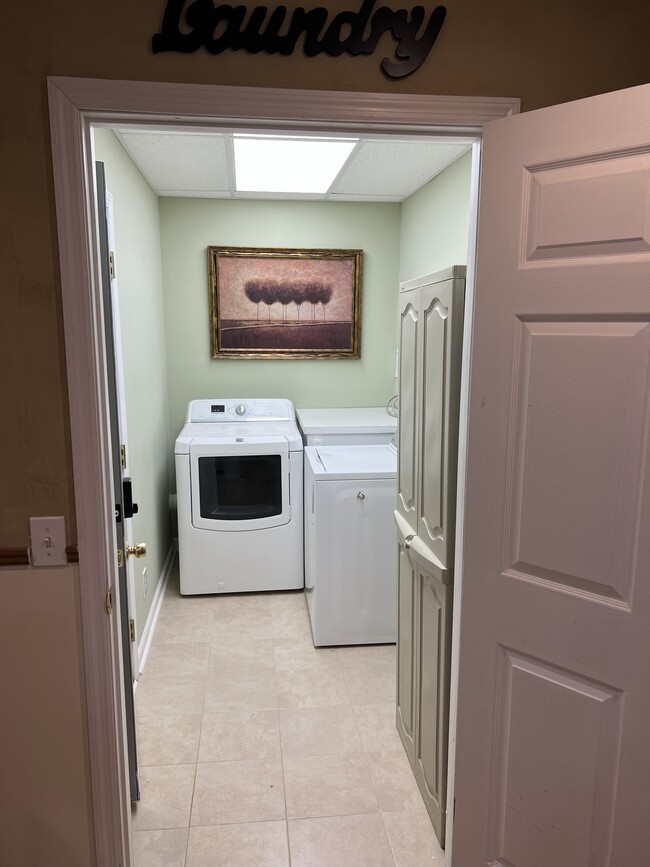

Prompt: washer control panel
xmin=188 ymin=398 xmax=295 ymax=423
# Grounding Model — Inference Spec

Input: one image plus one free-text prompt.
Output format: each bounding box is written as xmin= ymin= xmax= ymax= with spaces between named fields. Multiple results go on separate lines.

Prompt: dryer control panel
xmin=188 ymin=398 xmax=295 ymax=423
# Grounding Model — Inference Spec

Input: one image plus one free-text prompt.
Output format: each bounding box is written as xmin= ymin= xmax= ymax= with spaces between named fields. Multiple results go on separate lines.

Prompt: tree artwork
xmin=245 ymin=280 xmax=333 ymax=324
xmin=260 ymin=280 xmax=278 ymax=320
xmin=244 ymin=280 xmax=263 ymax=321
xmin=294 ymin=283 xmax=307 ymax=322
xmin=305 ymin=281 xmax=323 ymax=321
xmin=209 ymin=247 xmax=362 ymax=358
xmin=276 ymin=282 xmax=294 ymax=323
xmin=318 ymin=284 xmax=333 ymax=321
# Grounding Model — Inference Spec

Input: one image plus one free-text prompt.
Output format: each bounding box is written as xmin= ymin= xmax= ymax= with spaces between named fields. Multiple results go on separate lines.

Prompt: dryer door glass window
xmin=198 ymin=454 xmax=283 ymax=521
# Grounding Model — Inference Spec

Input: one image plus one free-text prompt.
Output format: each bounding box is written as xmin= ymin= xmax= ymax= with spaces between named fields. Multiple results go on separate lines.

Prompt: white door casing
xmin=452 ymin=83 xmax=650 ymax=866
xmin=47 ymin=77 xmax=515 ymax=866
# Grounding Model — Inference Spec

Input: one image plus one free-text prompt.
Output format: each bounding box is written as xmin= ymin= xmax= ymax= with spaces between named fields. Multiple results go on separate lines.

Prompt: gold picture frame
xmin=208 ymin=246 xmax=363 ymax=359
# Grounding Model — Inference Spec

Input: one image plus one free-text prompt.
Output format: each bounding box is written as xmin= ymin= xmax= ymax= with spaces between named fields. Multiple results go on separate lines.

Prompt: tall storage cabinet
xmin=395 ymin=266 xmax=465 ymax=846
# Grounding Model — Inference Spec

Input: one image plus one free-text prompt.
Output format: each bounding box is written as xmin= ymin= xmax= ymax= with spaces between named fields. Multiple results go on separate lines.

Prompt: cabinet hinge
xmin=109 ymin=251 xmax=116 ymax=279
xmin=129 ymin=619 xmax=136 ymax=643
xmin=106 ymin=589 xmax=113 ymax=615
xmin=120 ymin=444 xmax=127 ymax=470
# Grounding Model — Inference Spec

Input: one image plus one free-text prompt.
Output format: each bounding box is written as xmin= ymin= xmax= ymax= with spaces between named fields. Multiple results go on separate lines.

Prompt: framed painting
xmin=208 ymin=246 xmax=363 ymax=359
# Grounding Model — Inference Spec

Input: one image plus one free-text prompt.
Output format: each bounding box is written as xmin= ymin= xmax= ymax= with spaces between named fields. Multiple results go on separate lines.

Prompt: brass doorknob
xmin=126 ymin=542 xmax=147 ymax=559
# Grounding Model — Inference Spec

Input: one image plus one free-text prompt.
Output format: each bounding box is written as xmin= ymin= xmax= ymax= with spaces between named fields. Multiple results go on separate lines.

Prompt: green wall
xmin=160 ymin=198 xmax=401 ymax=443
xmin=398 ymin=150 xmax=473 ymax=283
xmin=93 ymin=130 xmax=172 ymax=644
xmin=88 ymin=137 xmax=472 ymax=625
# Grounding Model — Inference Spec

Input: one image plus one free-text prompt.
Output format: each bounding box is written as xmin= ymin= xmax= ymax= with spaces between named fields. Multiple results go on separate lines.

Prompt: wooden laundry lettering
xmin=152 ymin=0 xmax=447 ymax=79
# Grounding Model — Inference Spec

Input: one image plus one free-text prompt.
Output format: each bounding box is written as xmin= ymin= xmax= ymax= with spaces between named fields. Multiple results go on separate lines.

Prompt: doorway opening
xmin=48 ymin=77 xmax=518 ymax=866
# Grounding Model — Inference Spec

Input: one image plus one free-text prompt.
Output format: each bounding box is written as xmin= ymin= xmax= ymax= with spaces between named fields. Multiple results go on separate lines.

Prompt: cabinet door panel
xmin=418 ymin=277 xmax=465 ymax=569
xmin=397 ymin=292 xmax=419 ymax=530
xmin=414 ymin=565 xmax=452 ymax=846
xmin=396 ymin=539 xmax=417 ymax=761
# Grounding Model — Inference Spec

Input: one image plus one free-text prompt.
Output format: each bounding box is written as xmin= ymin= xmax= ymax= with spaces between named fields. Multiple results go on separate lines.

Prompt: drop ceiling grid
xmin=114 ymin=130 xmax=473 ymax=201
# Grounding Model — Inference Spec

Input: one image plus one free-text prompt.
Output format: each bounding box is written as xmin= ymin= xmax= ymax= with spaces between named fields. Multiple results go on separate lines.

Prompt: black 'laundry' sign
xmin=152 ymin=0 xmax=447 ymax=79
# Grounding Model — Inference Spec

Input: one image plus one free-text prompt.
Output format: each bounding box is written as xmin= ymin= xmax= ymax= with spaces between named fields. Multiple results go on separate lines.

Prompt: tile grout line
xmin=273 ymin=602 xmax=293 ymax=867
xmin=136 ymin=587 xmax=400 ymax=865
xmin=182 ymin=598 xmax=214 ymax=866
xmin=338 ymin=649 xmax=399 ymax=867
xmin=379 ymin=809 xmax=400 ymax=867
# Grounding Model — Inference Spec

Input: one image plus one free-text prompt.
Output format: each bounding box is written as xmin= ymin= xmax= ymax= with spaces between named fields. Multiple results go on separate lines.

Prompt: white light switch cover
xmin=29 ymin=516 xmax=67 ymax=567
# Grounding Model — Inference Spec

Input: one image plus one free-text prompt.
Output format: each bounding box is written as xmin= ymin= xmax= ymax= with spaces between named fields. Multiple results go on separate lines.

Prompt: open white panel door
xmin=453 ymin=84 xmax=650 ymax=866
xmin=105 ymin=191 xmax=140 ymax=682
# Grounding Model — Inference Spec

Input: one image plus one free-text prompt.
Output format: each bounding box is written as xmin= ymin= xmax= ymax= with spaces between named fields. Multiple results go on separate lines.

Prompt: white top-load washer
xmin=296 ymin=406 xmax=397 ymax=445
xmin=174 ymin=398 xmax=303 ymax=595
xmin=304 ymin=442 xmax=397 ymax=646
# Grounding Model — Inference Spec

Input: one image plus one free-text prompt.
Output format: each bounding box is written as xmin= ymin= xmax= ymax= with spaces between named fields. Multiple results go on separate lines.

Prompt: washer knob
xmin=235 ymin=404 xmax=246 ymax=416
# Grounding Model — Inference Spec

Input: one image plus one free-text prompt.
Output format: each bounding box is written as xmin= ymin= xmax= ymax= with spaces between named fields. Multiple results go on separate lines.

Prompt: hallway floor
xmin=132 ymin=563 xmax=444 ymax=866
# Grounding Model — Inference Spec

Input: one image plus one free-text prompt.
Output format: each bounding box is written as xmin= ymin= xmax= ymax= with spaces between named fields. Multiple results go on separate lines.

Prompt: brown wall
xmin=1 ymin=2 xmax=649 ymax=864
xmin=1 ymin=0 xmax=650 ymax=550
xmin=0 ymin=565 xmax=94 ymax=867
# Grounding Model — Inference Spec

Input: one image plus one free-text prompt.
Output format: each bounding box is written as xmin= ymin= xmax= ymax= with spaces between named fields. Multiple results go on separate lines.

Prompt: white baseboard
xmin=137 ymin=540 xmax=177 ymax=675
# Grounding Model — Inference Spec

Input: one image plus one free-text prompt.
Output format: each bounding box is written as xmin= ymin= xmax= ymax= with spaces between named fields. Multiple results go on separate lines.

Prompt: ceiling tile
xmin=331 ymin=140 xmax=470 ymax=199
xmin=116 ymin=132 xmax=231 ymax=193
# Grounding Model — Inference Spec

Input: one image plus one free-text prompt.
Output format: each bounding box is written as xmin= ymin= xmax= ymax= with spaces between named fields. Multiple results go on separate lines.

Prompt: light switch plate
xmin=29 ymin=516 xmax=67 ymax=567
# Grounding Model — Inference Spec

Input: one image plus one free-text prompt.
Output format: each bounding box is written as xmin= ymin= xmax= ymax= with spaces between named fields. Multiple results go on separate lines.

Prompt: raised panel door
xmin=396 ymin=533 xmax=417 ymax=762
xmin=452 ymin=84 xmax=650 ymax=865
xmin=397 ymin=290 xmax=419 ymax=532
xmin=412 ymin=551 xmax=453 ymax=845
xmin=418 ymin=270 xmax=465 ymax=570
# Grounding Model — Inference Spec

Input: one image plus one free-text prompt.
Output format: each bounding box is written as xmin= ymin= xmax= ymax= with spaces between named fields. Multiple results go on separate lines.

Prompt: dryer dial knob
xmin=235 ymin=404 xmax=246 ymax=415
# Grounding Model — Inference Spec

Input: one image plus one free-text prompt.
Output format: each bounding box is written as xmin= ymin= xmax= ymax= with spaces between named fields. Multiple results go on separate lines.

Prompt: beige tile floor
xmin=132 ymin=564 xmax=444 ymax=866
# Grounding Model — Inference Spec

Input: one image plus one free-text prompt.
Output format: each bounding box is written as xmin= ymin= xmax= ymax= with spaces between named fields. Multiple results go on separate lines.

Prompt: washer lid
xmin=306 ymin=444 xmax=397 ymax=480
xmin=296 ymin=407 xmax=397 ymax=436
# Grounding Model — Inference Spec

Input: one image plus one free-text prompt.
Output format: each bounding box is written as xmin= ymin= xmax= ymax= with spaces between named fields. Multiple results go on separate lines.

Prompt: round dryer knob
xmin=235 ymin=404 xmax=246 ymax=415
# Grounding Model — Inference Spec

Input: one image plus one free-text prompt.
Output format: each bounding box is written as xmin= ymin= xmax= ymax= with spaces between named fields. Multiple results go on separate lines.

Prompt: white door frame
xmin=47 ymin=76 xmax=518 ymax=867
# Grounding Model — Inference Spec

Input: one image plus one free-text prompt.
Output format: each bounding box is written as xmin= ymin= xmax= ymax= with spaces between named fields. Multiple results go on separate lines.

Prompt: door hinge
xmin=109 ymin=250 xmax=116 ymax=279
xmin=129 ymin=619 xmax=136 ymax=643
xmin=106 ymin=589 xmax=113 ymax=615
xmin=117 ymin=548 xmax=124 ymax=568
xmin=120 ymin=444 xmax=127 ymax=470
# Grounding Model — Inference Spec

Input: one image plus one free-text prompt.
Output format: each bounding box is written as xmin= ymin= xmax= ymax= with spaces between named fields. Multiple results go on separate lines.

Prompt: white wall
xmin=160 ymin=198 xmax=401 ymax=444
xmin=93 ymin=130 xmax=172 ymax=643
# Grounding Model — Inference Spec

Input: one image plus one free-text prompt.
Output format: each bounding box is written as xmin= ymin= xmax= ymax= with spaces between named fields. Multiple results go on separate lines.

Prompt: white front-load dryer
xmin=175 ymin=398 xmax=304 ymax=595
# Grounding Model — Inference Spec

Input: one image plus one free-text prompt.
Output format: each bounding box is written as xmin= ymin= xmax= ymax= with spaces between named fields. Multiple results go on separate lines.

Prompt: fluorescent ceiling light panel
xmin=234 ymin=136 xmax=357 ymax=194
